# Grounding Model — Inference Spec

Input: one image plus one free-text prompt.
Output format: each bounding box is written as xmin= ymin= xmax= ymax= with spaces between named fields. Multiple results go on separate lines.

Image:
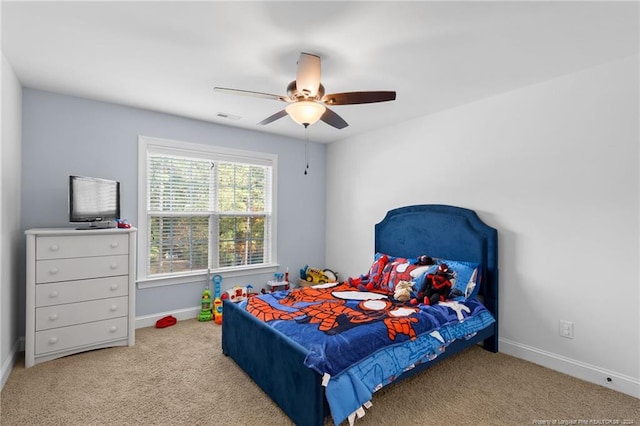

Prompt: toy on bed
xmin=393 ymin=280 xmax=414 ymax=301
xmin=411 ymin=263 xmax=455 ymax=305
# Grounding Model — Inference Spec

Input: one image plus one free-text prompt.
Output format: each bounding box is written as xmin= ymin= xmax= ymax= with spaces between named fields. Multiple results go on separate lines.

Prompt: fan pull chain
xmin=304 ymin=124 xmax=310 ymax=175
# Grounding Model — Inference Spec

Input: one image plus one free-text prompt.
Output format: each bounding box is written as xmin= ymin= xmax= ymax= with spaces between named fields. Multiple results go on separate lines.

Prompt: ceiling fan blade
xmin=322 ymin=91 xmax=396 ymax=105
xmin=258 ymin=109 xmax=288 ymax=126
xmin=320 ymin=107 xmax=348 ymax=129
xmin=296 ymin=52 xmax=321 ymax=97
xmin=214 ymin=87 xmax=289 ymax=102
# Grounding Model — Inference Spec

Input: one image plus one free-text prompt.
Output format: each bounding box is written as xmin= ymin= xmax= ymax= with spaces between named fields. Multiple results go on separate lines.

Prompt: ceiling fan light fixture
xmin=286 ymin=101 xmax=326 ymax=126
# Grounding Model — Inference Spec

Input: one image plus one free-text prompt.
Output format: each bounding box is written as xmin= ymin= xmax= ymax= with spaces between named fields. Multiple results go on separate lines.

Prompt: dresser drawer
xmin=36 ymin=234 xmax=129 ymax=260
xmin=35 ymin=317 xmax=128 ymax=355
xmin=36 ymin=276 xmax=128 ymax=307
xmin=36 ymin=296 xmax=128 ymax=331
xmin=36 ymin=255 xmax=128 ymax=283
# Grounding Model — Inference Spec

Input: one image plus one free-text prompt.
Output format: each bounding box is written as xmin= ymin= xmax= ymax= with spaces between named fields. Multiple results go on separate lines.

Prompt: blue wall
xmin=21 ymin=89 xmax=327 ymax=326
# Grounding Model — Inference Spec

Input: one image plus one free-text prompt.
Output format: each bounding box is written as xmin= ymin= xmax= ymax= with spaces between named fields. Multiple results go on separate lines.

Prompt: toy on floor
xmin=212 ymin=273 xmax=223 ymax=325
xmin=266 ymin=281 xmax=290 ymax=293
xmin=224 ymin=286 xmax=247 ymax=303
xmin=214 ymin=298 xmax=223 ymax=325
xmin=198 ymin=288 xmax=213 ymax=322
xmin=246 ymin=284 xmax=258 ymax=298
xmin=266 ymin=271 xmax=290 ymax=293
xmin=300 ymin=265 xmax=339 ymax=284
xmin=156 ymin=315 xmax=177 ymax=328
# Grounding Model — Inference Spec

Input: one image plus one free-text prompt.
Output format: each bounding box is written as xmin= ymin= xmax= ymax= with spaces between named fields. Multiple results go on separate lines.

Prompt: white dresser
xmin=25 ymin=227 xmax=137 ymax=367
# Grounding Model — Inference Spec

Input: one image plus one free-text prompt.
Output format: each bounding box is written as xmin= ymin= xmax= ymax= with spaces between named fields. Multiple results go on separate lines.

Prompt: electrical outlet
xmin=559 ymin=320 xmax=574 ymax=339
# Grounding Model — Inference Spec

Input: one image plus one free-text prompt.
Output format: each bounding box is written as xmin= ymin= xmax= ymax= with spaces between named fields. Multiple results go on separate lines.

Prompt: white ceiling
xmin=2 ymin=1 xmax=638 ymax=144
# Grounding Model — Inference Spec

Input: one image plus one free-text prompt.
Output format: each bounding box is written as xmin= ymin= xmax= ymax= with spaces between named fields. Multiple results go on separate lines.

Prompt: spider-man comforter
xmin=241 ymin=283 xmax=495 ymax=426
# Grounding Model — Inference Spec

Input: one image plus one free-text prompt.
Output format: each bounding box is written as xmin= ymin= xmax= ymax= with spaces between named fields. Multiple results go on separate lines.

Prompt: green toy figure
xmin=198 ymin=288 xmax=213 ymax=321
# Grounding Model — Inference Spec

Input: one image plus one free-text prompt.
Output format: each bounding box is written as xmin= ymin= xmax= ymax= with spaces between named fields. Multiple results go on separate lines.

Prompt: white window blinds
xmin=140 ymin=136 xmax=275 ymax=280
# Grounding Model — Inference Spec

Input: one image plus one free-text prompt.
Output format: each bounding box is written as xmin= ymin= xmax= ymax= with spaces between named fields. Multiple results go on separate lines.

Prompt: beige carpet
xmin=1 ymin=319 xmax=638 ymax=425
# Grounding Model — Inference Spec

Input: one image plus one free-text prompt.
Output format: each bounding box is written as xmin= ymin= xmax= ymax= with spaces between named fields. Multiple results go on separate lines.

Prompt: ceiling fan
xmin=214 ymin=52 xmax=396 ymax=129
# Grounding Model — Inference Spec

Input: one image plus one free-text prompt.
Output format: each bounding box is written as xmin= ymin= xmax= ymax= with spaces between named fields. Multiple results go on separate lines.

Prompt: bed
xmin=222 ymin=204 xmax=498 ymax=426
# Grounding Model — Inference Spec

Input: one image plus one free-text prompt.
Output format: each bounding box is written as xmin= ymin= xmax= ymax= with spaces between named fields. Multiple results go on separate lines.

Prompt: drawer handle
xmin=110 ymin=242 xmax=119 ymax=249
xmin=110 ymin=284 xmax=119 ymax=291
xmin=49 ymin=267 xmax=59 ymax=275
xmin=49 ymin=337 xmax=58 ymax=345
xmin=49 ymin=291 xmax=59 ymax=298
xmin=109 ymin=326 xmax=118 ymax=333
xmin=49 ymin=244 xmax=59 ymax=252
xmin=110 ymin=263 xmax=118 ymax=270
xmin=49 ymin=314 xmax=59 ymax=321
xmin=110 ymin=305 xmax=118 ymax=312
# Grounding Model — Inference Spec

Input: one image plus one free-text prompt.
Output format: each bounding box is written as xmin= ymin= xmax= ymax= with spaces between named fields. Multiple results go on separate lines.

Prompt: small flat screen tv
xmin=69 ymin=175 xmax=120 ymax=229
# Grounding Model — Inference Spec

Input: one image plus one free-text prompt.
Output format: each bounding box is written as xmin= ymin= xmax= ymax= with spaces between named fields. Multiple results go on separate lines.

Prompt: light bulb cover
xmin=286 ymin=101 xmax=326 ymax=126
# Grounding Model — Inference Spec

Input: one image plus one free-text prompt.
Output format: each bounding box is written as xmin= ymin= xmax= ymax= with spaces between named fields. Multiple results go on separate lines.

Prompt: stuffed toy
xmin=411 ymin=263 xmax=456 ymax=306
xmin=393 ymin=280 xmax=414 ymax=302
xmin=416 ymin=255 xmax=435 ymax=266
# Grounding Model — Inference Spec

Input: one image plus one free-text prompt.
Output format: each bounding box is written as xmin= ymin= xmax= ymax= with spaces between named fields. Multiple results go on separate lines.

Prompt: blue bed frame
xmin=222 ymin=204 xmax=499 ymax=426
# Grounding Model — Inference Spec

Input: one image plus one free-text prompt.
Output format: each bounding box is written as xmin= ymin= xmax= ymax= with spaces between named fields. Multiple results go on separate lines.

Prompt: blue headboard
xmin=375 ymin=204 xmax=498 ymax=350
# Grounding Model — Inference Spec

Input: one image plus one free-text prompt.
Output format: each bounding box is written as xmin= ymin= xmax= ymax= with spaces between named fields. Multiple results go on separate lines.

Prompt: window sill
xmin=137 ymin=264 xmax=280 ymax=289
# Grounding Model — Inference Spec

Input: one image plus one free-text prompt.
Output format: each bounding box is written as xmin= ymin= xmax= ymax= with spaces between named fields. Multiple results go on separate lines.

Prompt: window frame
xmin=137 ymin=135 xmax=278 ymax=288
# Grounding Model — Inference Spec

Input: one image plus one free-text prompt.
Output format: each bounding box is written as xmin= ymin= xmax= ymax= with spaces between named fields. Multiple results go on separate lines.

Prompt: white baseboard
xmin=1 ymin=339 xmax=21 ymax=391
xmin=499 ymin=337 xmax=639 ymax=399
xmin=135 ymin=306 xmax=202 ymax=329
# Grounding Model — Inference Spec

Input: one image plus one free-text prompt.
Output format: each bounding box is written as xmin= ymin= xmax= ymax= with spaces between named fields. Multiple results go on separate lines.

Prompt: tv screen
xmin=69 ymin=176 xmax=120 ymax=228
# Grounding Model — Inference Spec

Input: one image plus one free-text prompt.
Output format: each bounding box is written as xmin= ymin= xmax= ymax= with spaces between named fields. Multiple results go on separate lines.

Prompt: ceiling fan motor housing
xmin=287 ymin=81 xmax=325 ymax=101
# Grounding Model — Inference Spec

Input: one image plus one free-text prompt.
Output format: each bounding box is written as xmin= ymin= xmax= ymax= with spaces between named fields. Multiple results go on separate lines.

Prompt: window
xmin=138 ymin=136 xmax=277 ymax=286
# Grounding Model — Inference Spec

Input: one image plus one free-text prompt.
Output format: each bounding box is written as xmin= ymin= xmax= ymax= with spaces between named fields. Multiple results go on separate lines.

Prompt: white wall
xmin=326 ymin=55 xmax=639 ymax=397
xmin=1 ymin=52 xmax=23 ymax=389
